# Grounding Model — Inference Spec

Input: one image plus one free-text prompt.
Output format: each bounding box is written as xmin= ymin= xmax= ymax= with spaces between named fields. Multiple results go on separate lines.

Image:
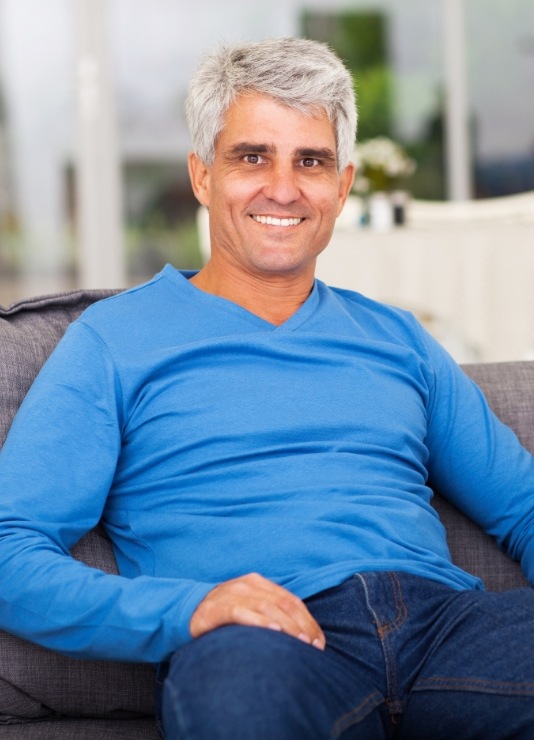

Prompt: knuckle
xmin=244 ymin=572 xmax=264 ymax=584
xmin=256 ymin=598 xmax=272 ymax=614
xmin=279 ymin=594 xmax=303 ymax=613
xmin=229 ymin=603 xmax=243 ymax=620
xmin=230 ymin=580 xmax=249 ymax=597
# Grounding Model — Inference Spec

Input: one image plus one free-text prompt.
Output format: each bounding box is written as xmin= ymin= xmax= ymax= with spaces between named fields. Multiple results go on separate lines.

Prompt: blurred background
xmin=0 ymin=0 xmax=533 ymax=360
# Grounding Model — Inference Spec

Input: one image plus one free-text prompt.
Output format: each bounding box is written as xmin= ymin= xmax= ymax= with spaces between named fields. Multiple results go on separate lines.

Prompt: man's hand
xmin=189 ymin=572 xmax=325 ymax=649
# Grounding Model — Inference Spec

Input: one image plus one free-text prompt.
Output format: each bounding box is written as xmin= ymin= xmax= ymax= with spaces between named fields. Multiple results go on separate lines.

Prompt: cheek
xmin=316 ymin=189 xmax=344 ymax=220
xmin=331 ymin=185 xmax=349 ymax=218
xmin=215 ymin=179 xmax=262 ymax=211
xmin=304 ymin=176 xmax=344 ymax=208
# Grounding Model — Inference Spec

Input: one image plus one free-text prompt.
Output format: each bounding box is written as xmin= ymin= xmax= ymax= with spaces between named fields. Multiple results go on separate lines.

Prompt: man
xmin=0 ymin=37 xmax=533 ymax=739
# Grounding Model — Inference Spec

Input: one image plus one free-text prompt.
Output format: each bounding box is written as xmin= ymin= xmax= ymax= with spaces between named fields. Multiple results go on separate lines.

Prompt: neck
xmin=189 ymin=261 xmax=315 ymax=326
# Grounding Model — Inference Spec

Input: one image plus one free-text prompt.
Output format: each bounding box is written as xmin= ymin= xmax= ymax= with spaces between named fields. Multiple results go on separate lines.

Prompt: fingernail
xmin=312 ymin=638 xmax=325 ymax=650
xmin=298 ymin=632 xmax=311 ymax=645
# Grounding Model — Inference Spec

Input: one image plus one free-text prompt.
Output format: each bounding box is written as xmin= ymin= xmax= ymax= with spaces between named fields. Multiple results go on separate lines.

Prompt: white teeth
xmin=252 ymin=215 xmax=302 ymax=226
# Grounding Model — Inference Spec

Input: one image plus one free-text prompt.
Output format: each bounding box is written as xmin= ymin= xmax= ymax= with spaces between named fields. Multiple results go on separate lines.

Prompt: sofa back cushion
xmin=463 ymin=361 xmax=534 ymax=454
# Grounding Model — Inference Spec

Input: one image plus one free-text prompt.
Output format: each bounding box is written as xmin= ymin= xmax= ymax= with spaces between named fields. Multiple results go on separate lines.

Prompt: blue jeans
xmin=157 ymin=572 xmax=534 ymax=738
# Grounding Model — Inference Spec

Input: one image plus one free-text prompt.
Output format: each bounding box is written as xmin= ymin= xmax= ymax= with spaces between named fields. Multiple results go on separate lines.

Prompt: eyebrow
xmin=226 ymin=142 xmax=337 ymax=162
xmin=227 ymin=143 xmax=274 ymax=155
xmin=296 ymin=147 xmax=337 ymax=162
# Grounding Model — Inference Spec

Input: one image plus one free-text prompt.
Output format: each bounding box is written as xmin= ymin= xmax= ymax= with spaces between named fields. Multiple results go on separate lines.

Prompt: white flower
xmin=352 ymin=137 xmax=416 ymax=187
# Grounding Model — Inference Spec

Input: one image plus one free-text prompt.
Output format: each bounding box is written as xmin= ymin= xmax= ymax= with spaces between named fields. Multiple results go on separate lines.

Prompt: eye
xmin=301 ymin=157 xmax=320 ymax=168
xmin=244 ymin=153 xmax=263 ymax=164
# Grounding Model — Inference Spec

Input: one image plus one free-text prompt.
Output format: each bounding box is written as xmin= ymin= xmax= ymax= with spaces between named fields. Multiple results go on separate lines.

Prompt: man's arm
xmin=0 ymin=322 xmax=216 ymax=662
xmin=421 ymin=328 xmax=534 ymax=583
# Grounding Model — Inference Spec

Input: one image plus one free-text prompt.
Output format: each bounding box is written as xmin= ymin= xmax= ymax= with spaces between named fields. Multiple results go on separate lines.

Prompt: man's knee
xmin=165 ymin=624 xmax=323 ymax=703
xmin=161 ymin=625 xmax=332 ymax=739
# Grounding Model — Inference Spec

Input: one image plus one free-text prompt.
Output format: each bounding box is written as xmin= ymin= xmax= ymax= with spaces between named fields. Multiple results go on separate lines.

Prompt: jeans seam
xmin=154 ymin=662 xmax=168 ymax=739
xmin=382 ymin=573 xmax=408 ymax=636
xmin=162 ymin=673 xmax=190 ymax=738
xmin=355 ymin=573 xmax=406 ymax=715
xmin=413 ymin=676 xmax=534 ymax=696
xmin=331 ymin=690 xmax=384 ymax=738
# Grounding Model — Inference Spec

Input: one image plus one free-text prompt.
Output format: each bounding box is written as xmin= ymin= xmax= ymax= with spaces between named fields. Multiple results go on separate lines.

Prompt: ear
xmin=335 ymin=162 xmax=355 ymax=217
xmin=188 ymin=151 xmax=211 ymax=207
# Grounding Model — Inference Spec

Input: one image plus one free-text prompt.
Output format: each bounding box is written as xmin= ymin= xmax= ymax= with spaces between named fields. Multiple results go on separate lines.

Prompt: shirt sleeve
xmin=0 ymin=321 xmax=214 ymax=662
xmin=421 ymin=326 xmax=534 ymax=585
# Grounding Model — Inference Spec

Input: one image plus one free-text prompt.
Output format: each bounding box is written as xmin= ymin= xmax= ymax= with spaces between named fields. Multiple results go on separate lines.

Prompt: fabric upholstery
xmin=0 ymin=718 xmax=158 ymax=738
xmin=463 ymin=361 xmax=534 ymax=455
xmin=0 ymin=289 xmax=532 ymax=736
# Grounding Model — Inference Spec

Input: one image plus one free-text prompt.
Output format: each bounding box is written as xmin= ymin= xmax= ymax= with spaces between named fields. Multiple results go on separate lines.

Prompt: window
xmin=302 ymin=0 xmax=534 ymax=200
xmin=0 ymin=0 xmax=76 ymax=304
xmin=1 ymin=0 xmax=532 ymax=302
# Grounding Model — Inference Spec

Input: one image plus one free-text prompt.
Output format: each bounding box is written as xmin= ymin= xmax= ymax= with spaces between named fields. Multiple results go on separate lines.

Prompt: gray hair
xmin=185 ymin=37 xmax=357 ymax=172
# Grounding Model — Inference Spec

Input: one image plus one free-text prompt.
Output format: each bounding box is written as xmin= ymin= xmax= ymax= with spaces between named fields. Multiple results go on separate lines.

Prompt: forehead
xmin=217 ymin=92 xmax=336 ymax=151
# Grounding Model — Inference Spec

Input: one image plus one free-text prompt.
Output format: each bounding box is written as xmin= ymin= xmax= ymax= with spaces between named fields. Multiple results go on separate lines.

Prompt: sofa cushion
xmin=0 ymin=718 xmax=159 ymax=738
xmin=0 ymin=290 xmax=156 ymax=723
xmin=463 ymin=361 xmax=534 ymax=456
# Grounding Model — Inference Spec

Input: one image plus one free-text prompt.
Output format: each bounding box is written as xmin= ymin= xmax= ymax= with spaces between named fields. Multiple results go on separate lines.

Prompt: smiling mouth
xmin=251 ymin=215 xmax=303 ymax=226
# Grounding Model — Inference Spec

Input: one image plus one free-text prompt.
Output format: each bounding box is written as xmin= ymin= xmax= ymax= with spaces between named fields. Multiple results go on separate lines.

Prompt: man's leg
xmin=159 ymin=576 xmax=397 ymax=740
xmin=160 ymin=624 xmax=388 ymax=739
xmin=399 ymin=586 xmax=534 ymax=739
xmin=159 ymin=573 xmax=534 ymax=738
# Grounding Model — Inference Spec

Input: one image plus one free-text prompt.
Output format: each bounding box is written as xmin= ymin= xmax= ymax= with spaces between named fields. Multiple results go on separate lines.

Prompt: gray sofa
xmin=0 ymin=288 xmax=531 ymax=738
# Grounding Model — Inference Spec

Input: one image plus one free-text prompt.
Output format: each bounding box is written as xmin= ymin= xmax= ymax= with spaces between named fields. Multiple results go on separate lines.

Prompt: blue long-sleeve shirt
xmin=0 ymin=265 xmax=533 ymax=662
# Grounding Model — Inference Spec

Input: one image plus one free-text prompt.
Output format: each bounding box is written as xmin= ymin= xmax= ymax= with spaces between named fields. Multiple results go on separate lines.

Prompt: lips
xmin=251 ymin=215 xmax=303 ymax=226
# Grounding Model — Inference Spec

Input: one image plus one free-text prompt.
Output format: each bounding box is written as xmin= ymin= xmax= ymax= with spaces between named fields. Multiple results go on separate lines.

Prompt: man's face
xmin=189 ymin=92 xmax=354 ymax=281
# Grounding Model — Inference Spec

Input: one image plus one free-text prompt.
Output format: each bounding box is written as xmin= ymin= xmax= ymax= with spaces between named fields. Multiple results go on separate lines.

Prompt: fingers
xmin=189 ymin=572 xmax=325 ymax=650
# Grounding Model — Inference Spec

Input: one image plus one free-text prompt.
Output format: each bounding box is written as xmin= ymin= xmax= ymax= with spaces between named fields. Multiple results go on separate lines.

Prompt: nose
xmin=263 ymin=162 xmax=301 ymax=205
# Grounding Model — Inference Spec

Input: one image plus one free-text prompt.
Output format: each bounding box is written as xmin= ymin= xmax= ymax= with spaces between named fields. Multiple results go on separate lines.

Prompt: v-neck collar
xmin=162 ymin=264 xmax=320 ymax=333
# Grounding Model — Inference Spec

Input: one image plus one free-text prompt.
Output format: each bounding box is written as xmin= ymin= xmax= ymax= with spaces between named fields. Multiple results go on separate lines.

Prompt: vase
xmin=368 ymin=192 xmax=393 ymax=231
xmin=391 ymin=190 xmax=409 ymax=226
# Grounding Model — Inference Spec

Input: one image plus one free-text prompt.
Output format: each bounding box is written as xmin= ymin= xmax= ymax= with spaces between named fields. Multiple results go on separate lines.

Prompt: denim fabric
xmin=155 ymin=661 xmax=170 ymax=739
xmin=159 ymin=572 xmax=534 ymax=739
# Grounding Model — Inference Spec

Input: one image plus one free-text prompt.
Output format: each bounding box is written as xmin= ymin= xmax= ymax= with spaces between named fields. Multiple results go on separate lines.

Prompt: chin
xmin=250 ymin=257 xmax=314 ymax=277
